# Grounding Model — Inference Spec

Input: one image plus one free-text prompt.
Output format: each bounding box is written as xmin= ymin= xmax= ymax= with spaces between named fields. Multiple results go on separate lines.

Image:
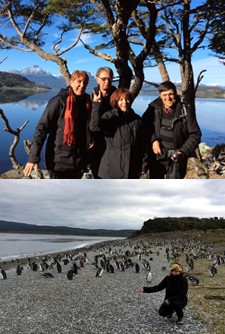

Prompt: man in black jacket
xmin=139 ymin=263 xmax=188 ymax=325
xmin=23 ymin=70 xmax=92 ymax=179
xmin=142 ymin=81 xmax=201 ymax=178
xmin=89 ymin=67 xmax=117 ymax=178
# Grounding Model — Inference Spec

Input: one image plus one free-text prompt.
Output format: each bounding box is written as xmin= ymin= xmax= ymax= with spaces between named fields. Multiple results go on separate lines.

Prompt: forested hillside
xmin=0 ymin=220 xmax=134 ymax=237
xmin=132 ymin=217 xmax=225 ymax=237
xmin=0 ymin=71 xmax=50 ymax=89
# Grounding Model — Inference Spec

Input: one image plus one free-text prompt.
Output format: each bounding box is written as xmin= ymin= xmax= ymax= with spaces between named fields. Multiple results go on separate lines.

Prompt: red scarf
xmin=63 ymin=87 xmax=92 ymax=146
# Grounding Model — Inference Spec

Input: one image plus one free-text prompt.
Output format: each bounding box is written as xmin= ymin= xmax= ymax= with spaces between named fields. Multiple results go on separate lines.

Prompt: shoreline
xmin=0 ymin=238 xmax=127 ymax=272
xmin=0 ymin=235 xmax=125 ymax=262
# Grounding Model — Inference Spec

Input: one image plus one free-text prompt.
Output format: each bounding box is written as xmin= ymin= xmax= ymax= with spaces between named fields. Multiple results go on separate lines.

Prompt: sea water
xmin=0 ymin=233 xmax=124 ymax=261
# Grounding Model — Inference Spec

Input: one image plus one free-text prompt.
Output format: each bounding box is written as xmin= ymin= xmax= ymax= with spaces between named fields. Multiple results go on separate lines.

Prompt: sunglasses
xmin=97 ymin=76 xmax=112 ymax=82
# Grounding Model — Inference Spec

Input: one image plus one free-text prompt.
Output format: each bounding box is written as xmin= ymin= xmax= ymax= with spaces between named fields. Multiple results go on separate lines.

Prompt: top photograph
xmin=0 ymin=0 xmax=224 ymax=179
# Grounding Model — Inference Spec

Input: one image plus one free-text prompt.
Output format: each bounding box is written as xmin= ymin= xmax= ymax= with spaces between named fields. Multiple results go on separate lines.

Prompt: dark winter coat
xmin=143 ymin=274 xmax=188 ymax=305
xmin=90 ymin=103 xmax=144 ymax=178
xmin=142 ymin=96 xmax=201 ymax=178
xmin=89 ymin=85 xmax=117 ymax=177
xmin=28 ymin=88 xmax=91 ymax=172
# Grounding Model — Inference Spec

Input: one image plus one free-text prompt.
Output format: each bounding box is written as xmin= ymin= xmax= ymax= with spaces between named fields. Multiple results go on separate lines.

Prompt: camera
xmin=168 ymin=150 xmax=180 ymax=163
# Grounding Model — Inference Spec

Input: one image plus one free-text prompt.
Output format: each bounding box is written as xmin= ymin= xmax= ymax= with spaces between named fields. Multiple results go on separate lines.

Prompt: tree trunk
xmin=180 ymin=0 xmax=196 ymax=113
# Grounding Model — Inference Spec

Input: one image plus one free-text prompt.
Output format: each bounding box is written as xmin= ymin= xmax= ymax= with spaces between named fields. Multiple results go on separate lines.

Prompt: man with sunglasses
xmin=90 ymin=67 xmax=117 ymax=178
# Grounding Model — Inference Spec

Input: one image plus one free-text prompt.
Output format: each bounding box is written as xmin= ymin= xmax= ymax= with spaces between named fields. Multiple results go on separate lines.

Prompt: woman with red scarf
xmin=23 ymin=70 xmax=92 ymax=179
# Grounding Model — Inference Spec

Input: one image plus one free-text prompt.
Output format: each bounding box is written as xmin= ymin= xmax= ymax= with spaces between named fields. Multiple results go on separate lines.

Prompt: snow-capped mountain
xmin=9 ymin=65 xmax=96 ymax=91
xmin=13 ymin=65 xmax=52 ymax=76
xmin=9 ymin=65 xmax=66 ymax=89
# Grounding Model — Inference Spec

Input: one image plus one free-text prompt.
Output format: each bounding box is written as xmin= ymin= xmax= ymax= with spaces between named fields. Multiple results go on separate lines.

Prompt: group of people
xmin=23 ymin=67 xmax=201 ymax=179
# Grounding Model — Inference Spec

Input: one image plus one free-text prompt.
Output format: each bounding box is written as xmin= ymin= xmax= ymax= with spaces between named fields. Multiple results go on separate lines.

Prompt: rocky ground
xmin=0 ymin=238 xmax=220 ymax=334
xmin=1 ymin=143 xmax=224 ymax=179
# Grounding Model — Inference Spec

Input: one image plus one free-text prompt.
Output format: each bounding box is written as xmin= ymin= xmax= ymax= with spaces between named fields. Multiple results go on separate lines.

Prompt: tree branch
xmin=0 ymin=56 xmax=7 ymax=64
xmin=195 ymin=69 xmax=206 ymax=93
xmin=79 ymin=38 xmax=115 ymax=62
xmin=0 ymin=108 xmax=28 ymax=175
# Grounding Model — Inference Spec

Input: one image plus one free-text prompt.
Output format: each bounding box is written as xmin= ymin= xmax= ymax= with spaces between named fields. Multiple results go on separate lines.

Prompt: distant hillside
xmin=3 ymin=65 xmax=225 ymax=98
xmin=193 ymin=85 xmax=225 ymax=99
xmin=131 ymin=216 xmax=225 ymax=237
xmin=0 ymin=71 xmax=50 ymax=90
xmin=142 ymin=84 xmax=225 ymax=99
xmin=0 ymin=220 xmax=134 ymax=238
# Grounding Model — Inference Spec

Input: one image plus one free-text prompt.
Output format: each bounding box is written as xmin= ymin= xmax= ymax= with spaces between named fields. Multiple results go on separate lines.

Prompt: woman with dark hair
xmin=90 ymin=88 xmax=144 ymax=178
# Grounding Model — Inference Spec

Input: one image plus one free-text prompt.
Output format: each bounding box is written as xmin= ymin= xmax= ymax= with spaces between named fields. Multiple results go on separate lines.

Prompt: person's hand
xmin=138 ymin=287 xmax=144 ymax=293
xmin=164 ymin=299 xmax=170 ymax=305
xmin=23 ymin=162 xmax=36 ymax=177
xmin=152 ymin=140 xmax=161 ymax=155
xmin=170 ymin=150 xmax=184 ymax=162
xmin=92 ymin=90 xmax=102 ymax=102
xmin=139 ymin=170 xmax=150 ymax=179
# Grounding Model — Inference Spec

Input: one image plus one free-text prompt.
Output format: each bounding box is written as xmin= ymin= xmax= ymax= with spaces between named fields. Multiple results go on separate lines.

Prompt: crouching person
xmin=139 ymin=263 xmax=188 ymax=325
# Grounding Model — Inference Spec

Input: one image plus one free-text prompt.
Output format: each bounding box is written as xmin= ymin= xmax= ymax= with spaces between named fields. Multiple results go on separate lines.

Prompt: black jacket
xmin=90 ymin=103 xmax=144 ymax=178
xmin=28 ymin=88 xmax=91 ymax=172
xmin=89 ymin=85 xmax=117 ymax=177
xmin=143 ymin=274 xmax=188 ymax=304
xmin=142 ymin=97 xmax=201 ymax=156
xmin=142 ymin=97 xmax=201 ymax=178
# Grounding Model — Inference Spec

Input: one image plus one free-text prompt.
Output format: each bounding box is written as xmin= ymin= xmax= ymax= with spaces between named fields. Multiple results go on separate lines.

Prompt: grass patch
xmin=152 ymin=229 xmax=225 ymax=334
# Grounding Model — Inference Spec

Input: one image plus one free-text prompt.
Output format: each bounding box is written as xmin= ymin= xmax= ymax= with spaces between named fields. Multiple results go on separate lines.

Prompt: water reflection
xmin=0 ymin=90 xmax=225 ymax=174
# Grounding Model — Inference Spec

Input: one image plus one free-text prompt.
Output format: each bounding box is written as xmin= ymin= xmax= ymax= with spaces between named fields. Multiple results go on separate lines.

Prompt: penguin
xmin=146 ymin=271 xmax=152 ymax=283
xmin=56 ymin=261 xmax=62 ymax=273
xmin=135 ymin=263 xmax=140 ymax=273
xmin=16 ymin=264 xmax=23 ymax=276
xmin=95 ymin=268 xmax=104 ymax=277
xmin=0 ymin=267 xmax=7 ymax=279
xmin=67 ymin=269 xmax=74 ymax=280
xmin=41 ymin=272 xmax=54 ymax=278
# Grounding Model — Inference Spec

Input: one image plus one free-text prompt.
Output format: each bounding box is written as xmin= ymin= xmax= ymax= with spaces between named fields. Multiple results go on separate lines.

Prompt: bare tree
xmin=0 ymin=0 xmax=86 ymax=84
xmin=0 ymin=108 xmax=44 ymax=178
xmin=0 ymin=108 xmax=28 ymax=176
xmin=80 ymin=0 xmax=157 ymax=98
xmin=0 ymin=0 xmax=218 ymax=102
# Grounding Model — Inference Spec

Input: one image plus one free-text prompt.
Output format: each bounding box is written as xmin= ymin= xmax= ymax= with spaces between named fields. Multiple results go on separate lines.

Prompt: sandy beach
xmin=0 ymin=237 xmax=215 ymax=334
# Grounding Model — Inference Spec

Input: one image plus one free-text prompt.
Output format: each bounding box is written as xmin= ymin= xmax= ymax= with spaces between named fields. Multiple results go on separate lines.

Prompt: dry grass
xmin=183 ymin=258 xmax=225 ymax=334
xmin=177 ymin=229 xmax=225 ymax=334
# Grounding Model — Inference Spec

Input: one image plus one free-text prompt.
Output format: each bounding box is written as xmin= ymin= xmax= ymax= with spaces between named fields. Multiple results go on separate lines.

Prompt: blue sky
xmin=0 ymin=38 xmax=225 ymax=86
xmin=1 ymin=45 xmax=224 ymax=87
xmin=0 ymin=180 xmax=225 ymax=230
xmin=0 ymin=12 xmax=224 ymax=87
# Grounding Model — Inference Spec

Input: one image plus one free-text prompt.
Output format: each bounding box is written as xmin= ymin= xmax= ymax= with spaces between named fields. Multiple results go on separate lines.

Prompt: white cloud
xmin=0 ymin=180 xmax=224 ymax=230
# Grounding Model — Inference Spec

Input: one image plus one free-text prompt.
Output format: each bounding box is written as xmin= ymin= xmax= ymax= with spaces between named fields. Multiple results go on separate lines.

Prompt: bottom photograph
xmin=0 ymin=179 xmax=224 ymax=334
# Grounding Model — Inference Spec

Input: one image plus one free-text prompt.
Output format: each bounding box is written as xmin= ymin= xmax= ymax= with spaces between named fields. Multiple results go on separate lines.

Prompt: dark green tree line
xmin=138 ymin=217 xmax=225 ymax=234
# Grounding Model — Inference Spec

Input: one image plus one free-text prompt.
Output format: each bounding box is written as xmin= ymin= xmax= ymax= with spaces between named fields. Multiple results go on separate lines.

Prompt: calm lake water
xmin=0 ymin=233 xmax=123 ymax=261
xmin=0 ymin=90 xmax=225 ymax=174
